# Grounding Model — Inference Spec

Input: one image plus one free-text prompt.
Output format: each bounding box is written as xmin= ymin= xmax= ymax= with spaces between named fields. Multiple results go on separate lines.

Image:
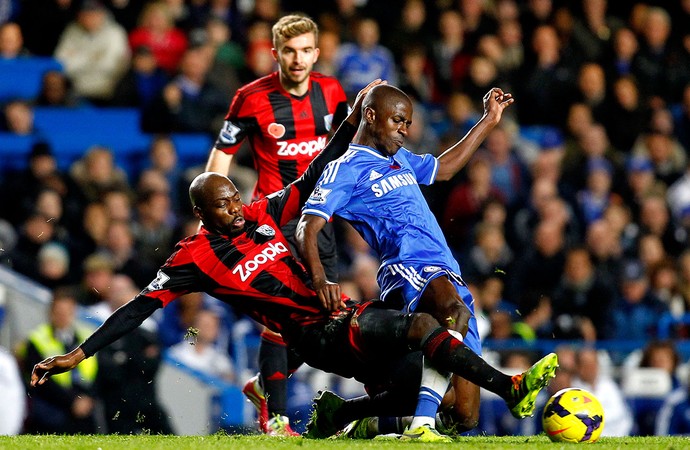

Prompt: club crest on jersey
xmin=256 ymin=224 xmax=276 ymax=237
xmin=423 ymin=266 xmax=442 ymax=273
xmin=219 ymin=120 xmax=241 ymax=145
xmin=147 ymin=270 xmax=170 ymax=291
xmin=324 ymin=113 xmax=333 ymax=131
xmin=369 ymin=170 xmax=383 ymax=181
xmin=267 ymin=122 xmax=286 ymax=139
xmin=307 ymin=185 xmax=331 ymax=205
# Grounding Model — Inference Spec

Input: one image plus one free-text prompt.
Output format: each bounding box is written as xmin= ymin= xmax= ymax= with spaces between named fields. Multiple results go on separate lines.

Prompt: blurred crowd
xmin=1 ymin=0 xmax=690 ymax=437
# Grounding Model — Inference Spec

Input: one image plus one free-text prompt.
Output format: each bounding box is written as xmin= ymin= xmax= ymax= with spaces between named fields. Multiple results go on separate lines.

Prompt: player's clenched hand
xmin=315 ymin=280 xmax=345 ymax=311
xmin=482 ymin=87 xmax=514 ymax=125
xmin=30 ymin=347 xmax=86 ymax=387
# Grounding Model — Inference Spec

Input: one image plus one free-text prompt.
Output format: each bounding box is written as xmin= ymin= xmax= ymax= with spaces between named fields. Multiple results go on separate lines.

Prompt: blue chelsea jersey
xmin=303 ymin=143 xmax=462 ymax=275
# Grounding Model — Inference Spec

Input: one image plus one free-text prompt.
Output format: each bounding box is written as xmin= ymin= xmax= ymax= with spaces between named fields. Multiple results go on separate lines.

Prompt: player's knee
xmin=408 ymin=313 xmax=441 ymax=342
xmin=443 ymin=301 xmax=470 ymax=334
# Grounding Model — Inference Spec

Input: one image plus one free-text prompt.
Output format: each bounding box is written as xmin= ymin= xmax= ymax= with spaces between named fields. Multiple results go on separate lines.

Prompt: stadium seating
xmin=0 ymin=106 xmax=212 ymax=176
xmin=0 ymin=57 xmax=63 ymax=102
xmin=621 ymin=367 xmax=672 ymax=435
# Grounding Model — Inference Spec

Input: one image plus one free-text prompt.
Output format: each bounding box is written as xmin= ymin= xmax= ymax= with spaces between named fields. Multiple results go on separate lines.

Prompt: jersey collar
xmin=350 ymin=143 xmax=391 ymax=161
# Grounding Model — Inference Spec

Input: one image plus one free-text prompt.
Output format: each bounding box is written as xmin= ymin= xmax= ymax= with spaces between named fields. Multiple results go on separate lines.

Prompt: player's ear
xmin=313 ymin=47 xmax=320 ymax=63
xmin=193 ymin=205 xmax=203 ymax=221
xmin=271 ymin=47 xmax=279 ymax=62
xmin=364 ymin=106 xmax=375 ymax=124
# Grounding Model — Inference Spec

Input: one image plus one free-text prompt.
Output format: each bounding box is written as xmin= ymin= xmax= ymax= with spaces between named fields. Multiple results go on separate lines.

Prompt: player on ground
xmin=205 ymin=14 xmax=349 ymax=436
xmin=297 ymin=84 xmax=514 ymax=440
xmin=31 ymin=83 xmax=557 ymax=435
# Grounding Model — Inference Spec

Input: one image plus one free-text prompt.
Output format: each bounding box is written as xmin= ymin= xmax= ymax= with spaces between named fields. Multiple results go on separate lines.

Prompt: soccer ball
xmin=542 ymin=388 xmax=605 ymax=443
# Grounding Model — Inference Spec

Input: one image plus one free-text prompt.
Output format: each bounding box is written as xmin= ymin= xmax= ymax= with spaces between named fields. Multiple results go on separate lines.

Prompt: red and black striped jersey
xmin=140 ymin=186 xmax=335 ymax=339
xmin=214 ymin=71 xmax=348 ymax=201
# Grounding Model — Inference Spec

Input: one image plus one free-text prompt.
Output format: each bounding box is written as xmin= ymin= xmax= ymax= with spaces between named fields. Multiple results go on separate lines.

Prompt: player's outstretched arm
xmin=435 ymin=87 xmax=514 ymax=181
xmin=31 ymin=347 xmax=85 ymax=387
xmin=31 ymin=295 xmax=161 ymax=387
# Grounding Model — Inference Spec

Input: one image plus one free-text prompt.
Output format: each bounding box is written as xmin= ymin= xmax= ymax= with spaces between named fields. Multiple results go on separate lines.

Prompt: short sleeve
xmin=302 ymin=158 xmax=356 ymax=221
xmin=403 ymin=150 xmax=439 ymax=185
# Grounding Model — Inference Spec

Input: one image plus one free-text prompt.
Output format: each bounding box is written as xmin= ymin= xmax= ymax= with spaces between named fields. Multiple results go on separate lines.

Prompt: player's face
xmin=273 ymin=32 xmax=320 ymax=94
xmin=198 ymin=179 xmax=245 ymax=235
xmin=370 ymin=100 xmax=413 ymax=156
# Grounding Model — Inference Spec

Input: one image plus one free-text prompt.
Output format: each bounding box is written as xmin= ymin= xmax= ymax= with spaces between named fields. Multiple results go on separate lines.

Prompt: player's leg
xmin=244 ymin=328 xmax=299 ymax=436
xmin=400 ymin=276 xmax=469 ymax=438
xmin=307 ymin=304 xmax=555 ymax=439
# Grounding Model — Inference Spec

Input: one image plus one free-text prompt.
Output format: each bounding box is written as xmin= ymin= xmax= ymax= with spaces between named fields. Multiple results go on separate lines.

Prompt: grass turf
xmin=0 ymin=434 xmax=689 ymax=450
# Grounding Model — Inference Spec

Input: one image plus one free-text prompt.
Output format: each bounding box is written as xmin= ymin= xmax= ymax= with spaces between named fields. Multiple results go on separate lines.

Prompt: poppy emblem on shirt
xmin=256 ymin=224 xmax=276 ymax=237
xmin=390 ymin=162 xmax=401 ymax=169
xmin=268 ymin=123 xmax=286 ymax=139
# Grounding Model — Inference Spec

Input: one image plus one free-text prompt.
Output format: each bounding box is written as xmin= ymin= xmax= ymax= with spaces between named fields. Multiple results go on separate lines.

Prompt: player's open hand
xmin=482 ymin=87 xmax=514 ymax=125
xmin=346 ymin=79 xmax=387 ymax=126
xmin=314 ymin=280 xmax=346 ymax=312
xmin=30 ymin=347 xmax=85 ymax=387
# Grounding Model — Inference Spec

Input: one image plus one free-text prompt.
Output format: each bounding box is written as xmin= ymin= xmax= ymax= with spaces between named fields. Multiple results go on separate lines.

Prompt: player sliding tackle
xmin=30 ymin=81 xmax=557 ymax=441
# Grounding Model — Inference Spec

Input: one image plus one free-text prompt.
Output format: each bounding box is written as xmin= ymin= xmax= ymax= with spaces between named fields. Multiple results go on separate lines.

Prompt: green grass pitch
xmin=1 ymin=434 xmax=689 ymax=450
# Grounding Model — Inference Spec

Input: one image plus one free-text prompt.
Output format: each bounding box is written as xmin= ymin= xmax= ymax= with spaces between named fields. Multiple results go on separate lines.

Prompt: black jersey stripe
xmin=278 ymin=159 xmax=298 ymax=188
xmin=309 ymin=82 xmax=330 ymax=135
xmin=268 ymin=91 xmax=296 ymax=140
xmin=207 ymin=233 xmax=246 ymax=271
xmin=249 ymin=269 xmax=310 ymax=302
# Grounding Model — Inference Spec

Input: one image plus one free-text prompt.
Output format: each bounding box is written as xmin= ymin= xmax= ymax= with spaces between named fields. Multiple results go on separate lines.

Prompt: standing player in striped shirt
xmin=297 ymin=84 xmax=516 ymax=440
xmin=205 ymin=14 xmax=349 ymax=436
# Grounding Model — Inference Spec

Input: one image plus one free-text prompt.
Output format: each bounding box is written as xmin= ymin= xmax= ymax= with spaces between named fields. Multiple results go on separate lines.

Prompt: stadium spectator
xmin=112 ymin=44 xmax=169 ymax=108
xmin=17 ymin=287 xmax=99 ymax=434
xmin=481 ymin=124 xmax=529 ymax=209
xmin=550 ymin=246 xmax=616 ymax=340
xmin=638 ymin=194 xmax=688 ymax=259
xmin=461 ymin=222 xmax=514 ymax=285
xmin=69 ymin=146 xmax=132 ymax=206
xmin=128 ymin=1 xmax=188 ymax=74
xmin=655 ymin=369 xmax=690 ymax=436
xmin=168 ymin=308 xmax=236 ymax=381
xmin=584 ymin=218 xmax=623 ymax=285
xmin=507 ymin=220 xmax=568 ymax=305
xmin=35 ymin=70 xmax=83 ymax=107
xmin=572 ymin=347 xmax=633 ymax=437
xmin=2 ymin=99 xmax=35 ymax=135
xmin=442 ymin=155 xmax=506 ymax=252
xmin=54 ymin=0 xmax=131 ymax=104
xmin=94 ymin=274 xmax=172 ymax=434
xmin=398 ymin=44 xmax=436 ymax=105
xmin=142 ymin=45 xmax=228 ymax=134
xmin=604 ymin=76 xmax=648 ymax=154
xmin=132 ymin=189 xmax=177 ymax=268
xmin=336 ymin=17 xmax=398 ymax=99
xmin=0 ymin=21 xmax=29 ymax=58
xmin=0 ymin=305 xmax=25 ymax=435
xmin=429 ymin=9 xmax=471 ymax=98
xmin=635 ymin=6 xmax=690 ymax=104
xmin=609 ymin=259 xmax=669 ymax=341
xmin=99 ymin=219 xmax=157 ymax=289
